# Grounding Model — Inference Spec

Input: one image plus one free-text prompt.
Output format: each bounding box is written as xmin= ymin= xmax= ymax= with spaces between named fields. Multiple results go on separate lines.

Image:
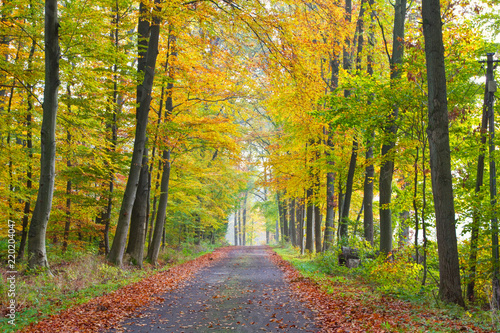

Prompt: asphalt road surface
xmin=108 ymin=246 xmax=319 ymax=333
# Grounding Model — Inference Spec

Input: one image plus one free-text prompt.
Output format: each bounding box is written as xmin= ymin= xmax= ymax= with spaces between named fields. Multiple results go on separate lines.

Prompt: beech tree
xmin=422 ymin=0 xmax=464 ymax=307
xmin=108 ymin=0 xmax=162 ymax=266
xmin=27 ymin=0 xmax=59 ymax=270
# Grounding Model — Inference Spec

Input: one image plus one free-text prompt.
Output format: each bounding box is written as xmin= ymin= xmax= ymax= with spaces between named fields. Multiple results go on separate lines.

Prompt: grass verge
xmin=273 ymin=245 xmax=497 ymax=333
xmin=0 ymin=241 xmax=224 ymax=333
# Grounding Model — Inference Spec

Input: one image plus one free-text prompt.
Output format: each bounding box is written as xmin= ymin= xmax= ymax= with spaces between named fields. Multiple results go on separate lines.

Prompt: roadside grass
xmin=274 ymin=245 xmax=497 ymax=333
xmin=0 ymin=240 xmax=223 ymax=333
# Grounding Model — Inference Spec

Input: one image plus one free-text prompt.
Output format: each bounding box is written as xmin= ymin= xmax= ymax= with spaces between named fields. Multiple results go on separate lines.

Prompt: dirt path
xmin=109 ymin=246 xmax=318 ymax=333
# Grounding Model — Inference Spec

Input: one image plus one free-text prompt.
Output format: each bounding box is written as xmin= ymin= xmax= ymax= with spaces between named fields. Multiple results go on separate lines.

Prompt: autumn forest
xmin=1 ymin=0 xmax=500 ymax=330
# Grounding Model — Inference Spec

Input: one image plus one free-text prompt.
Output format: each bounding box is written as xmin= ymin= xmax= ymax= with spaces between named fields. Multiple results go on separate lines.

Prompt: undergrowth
xmin=0 ymin=240 xmax=223 ymax=332
xmin=273 ymin=244 xmax=497 ymax=332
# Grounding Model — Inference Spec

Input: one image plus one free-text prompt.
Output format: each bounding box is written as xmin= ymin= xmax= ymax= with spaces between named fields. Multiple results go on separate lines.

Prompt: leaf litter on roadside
xmin=269 ymin=249 xmax=492 ymax=333
xmin=20 ymin=248 xmax=230 ymax=333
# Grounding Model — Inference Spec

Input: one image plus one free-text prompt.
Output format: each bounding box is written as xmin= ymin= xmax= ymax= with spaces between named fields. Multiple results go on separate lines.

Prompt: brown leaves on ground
xmin=21 ymin=248 xmax=230 ymax=333
xmin=268 ymin=250 xmax=491 ymax=333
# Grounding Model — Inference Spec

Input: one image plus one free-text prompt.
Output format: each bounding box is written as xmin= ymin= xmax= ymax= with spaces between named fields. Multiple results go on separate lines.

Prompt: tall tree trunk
xmin=126 ymin=150 xmax=149 ymax=267
xmin=125 ymin=0 xmax=152 ymax=267
xmin=413 ymin=148 xmax=420 ymax=263
xmin=379 ymin=0 xmax=406 ymax=254
xmin=277 ymin=192 xmax=284 ymax=242
xmin=467 ymin=83 xmax=489 ymax=302
xmin=62 ymin=85 xmax=73 ymax=253
xmin=234 ymin=211 xmax=238 ymax=245
xmin=314 ymin=204 xmax=322 ymax=253
xmin=101 ymin=0 xmax=123 ymax=255
xmin=109 ymin=0 xmax=161 ymax=266
xmin=146 ymin=42 xmax=175 ymax=263
xmin=27 ymin=0 xmax=59 ymax=270
xmin=363 ymin=134 xmax=374 ymax=245
xmin=243 ymin=193 xmax=247 ymax=246
xmin=422 ymin=0 xmax=464 ymax=307
xmin=283 ymin=197 xmax=289 ymax=242
xmin=305 ymin=188 xmax=314 ymax=253
xmin=290 ymin=198 xmax=296 ymax=246
xmin=18 ymin=37 xmax=37 ymax=261
xmin=363 ymin=0 xmax=375 ymax=245
xmin=421 ymin=142 xmax=428 ymax=286
xmin=340 ymin=139 xmax=357 ymax=241
xmin=298 ymin=199 xmax=305 ymax=254
xmin=324 ymin=47 xmax=339 ymax=252
xmin=239 ymin=207 xmax=243 ymax=245
xmin=324 ymin=134 xmax=336 ymax=251
xmin=485 ymin=53 xmax=500 ymax=308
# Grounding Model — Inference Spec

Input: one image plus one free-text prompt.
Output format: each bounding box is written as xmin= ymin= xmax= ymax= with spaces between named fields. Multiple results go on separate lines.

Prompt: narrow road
xmin=109 ymin=246 xmax=318 ymax=333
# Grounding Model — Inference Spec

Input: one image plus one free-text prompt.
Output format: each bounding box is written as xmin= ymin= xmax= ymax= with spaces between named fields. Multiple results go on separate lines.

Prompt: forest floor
xmin=14 ymin=246 xmax=496 ymax=332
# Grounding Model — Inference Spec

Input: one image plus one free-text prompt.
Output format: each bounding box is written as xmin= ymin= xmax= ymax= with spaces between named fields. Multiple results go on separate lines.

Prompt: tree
xmin=379 ymin=0 xmax=407 ymax=254
xmin=27 ymin=0 xmax=59 ymax=270
xmin=422 ymin=0 xmax=465 ymax=307
xmin=108 ymin=0 xmax=162 ymax=266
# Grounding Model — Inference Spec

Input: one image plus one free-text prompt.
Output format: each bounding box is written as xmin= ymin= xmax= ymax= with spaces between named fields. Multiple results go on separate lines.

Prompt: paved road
xmin=109 ymin=246 xmax=318 ymax=333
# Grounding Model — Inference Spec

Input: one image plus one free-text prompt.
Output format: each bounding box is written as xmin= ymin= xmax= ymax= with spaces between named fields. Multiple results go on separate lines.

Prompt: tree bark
xmin=243 ymin=192 xmax=247 ymax=246
xmin=290 ymin=198 xmax=296 ymax=246
xmin=146 ymin=64 xmax=175 ymax=264
xmin=126 ymin=150 xmax=150 ymax=267
xmin=277 ymin=192 xmax=284 ymax=242
xmin=19 ymin=37 xmax=37 ymax=261
xmin=340 ymin=139 xmax=357 ymax=241
xmin=486 ymin=53 xmax=499 ymax=308
xmin=283 ymin=197 xmax=289 ymax=242
xmin=305 ymin=188 xmax=314 ymax=253
xmin=379 ymin=0 xmax=406 ymax=254
xmin=422 ymin=0 xmax=464 ymax=306
xmin=109 ymin=0 xmax=161 ymax=266
xmin=467 ymin=87 xmax=488 ymax=302
xmin=314 ymin=204 xmax=322 ymax=253
xmin=324 ymin=135 xmax=336 ymax=251
xmin=234 ymin=211 xmax=238 ymax=245
xmin=27 ymin=0 xmax=60 ymax=270
xmin=363 ymin=0 xmax=375 ymax=246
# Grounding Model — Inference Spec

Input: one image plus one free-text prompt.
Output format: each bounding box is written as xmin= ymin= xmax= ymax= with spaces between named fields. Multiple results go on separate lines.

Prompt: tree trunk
xmin=298 ymin=199 xmax=305 ymax=255
xmin=314 ymin=204 xmax=322 ymax=253
xmin=283 ymin=197 xmax=289 ymax=242
xmin=277 ymin=192 xmax=284 ymax=242
xmin=101 ymin=0 xmax=124 ymax=256
xmin=363 ymin=134 xmax=374 ymax=245
xmin=290 ymin=198 xmax=296 ymax=246
xmin=146 ymin=65 xmax=175 ymax=264
xmin=126 ymin=150 xmax=150 ymax=267
xmin=18 ymin=37 xmax=37 ymax=261
xmin=126 ymin=0 xmax=151 ymax=268
xmin=422 ymin=0 xmax=464 ymax=306
xmin=363 ymin=0 xmax=375 ymax=245
xmin=109 ymin=0 xmax=161 ymax=266
xmin=467 ymin=82 xmax=489 ymax=302
xmin=485 ymin=53 xmax=500 ymax=308
xmin=27 ymin=0 xmax=60 ymax=270
xmin=305 ymin=188 xmax=314 ymax=253
xmin=238 ymin=207 xmax=243 ymax=245
xmin=243 ymin=193 xmax=247 ymax=246
xmin=324 ymin=136 xmax=336 ymax=251
xmin=62 ymin=127 xmax=72 ymax=253
xmin=234 ymin=211 xmax=238 ymax=245
xmin=379 ymin=0 xmax=406 ymax=255
xmin=340 ymin=139 xmax=357 ymax=241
